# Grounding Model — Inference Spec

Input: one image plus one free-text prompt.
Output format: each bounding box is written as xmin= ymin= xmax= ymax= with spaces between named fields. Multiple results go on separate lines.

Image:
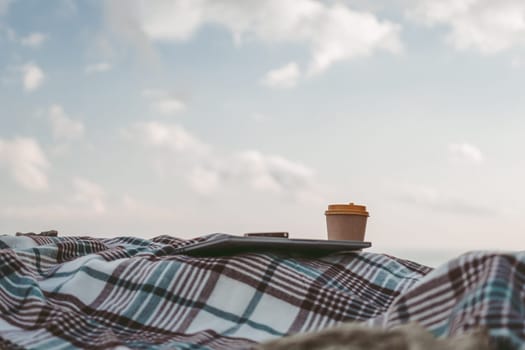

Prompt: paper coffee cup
xmin=325 ymin=203 xmax=369 ymax=241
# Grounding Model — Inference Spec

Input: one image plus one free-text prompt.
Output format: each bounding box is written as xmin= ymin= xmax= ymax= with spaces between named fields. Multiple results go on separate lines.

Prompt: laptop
xmin=174 ymin=234 xmax=371 ymax=257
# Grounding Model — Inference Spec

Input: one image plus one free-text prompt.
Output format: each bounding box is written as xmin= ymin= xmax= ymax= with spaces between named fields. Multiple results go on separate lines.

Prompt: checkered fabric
xmin=0 ymin=234 xmax=522 ymax=349
xmin=369 ymin=250 xmax=525 ymax=349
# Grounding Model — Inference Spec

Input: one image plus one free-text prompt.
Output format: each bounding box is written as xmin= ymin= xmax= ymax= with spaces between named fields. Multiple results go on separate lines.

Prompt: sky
xmin=1 ymin=0 xmax=525 ymax=266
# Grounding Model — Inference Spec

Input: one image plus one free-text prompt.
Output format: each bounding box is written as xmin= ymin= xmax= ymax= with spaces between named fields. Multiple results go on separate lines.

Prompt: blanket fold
xmin=0 ymin=234 xmax=521 ymax=349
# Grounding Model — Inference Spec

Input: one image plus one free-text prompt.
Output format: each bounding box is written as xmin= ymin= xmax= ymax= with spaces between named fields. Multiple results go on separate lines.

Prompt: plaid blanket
xmin=0 ymin=234 xmax=522 ymax=349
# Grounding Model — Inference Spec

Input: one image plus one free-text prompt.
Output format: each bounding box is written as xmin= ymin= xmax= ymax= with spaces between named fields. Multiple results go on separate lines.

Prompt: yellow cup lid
xmin=325 ymin=203 xmax=369 ymax=216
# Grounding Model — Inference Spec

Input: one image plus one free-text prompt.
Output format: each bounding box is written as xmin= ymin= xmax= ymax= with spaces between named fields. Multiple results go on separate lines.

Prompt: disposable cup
xmin=325 ymin=203 xmax=369 ymax=241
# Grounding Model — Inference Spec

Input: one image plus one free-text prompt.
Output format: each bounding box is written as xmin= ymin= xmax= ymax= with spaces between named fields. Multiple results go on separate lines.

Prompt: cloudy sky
xmin=2 ymin=0 xmax=525 ymax=264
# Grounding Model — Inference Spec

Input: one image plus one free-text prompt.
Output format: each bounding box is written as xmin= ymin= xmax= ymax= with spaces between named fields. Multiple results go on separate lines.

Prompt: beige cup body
xmin=326 ymin=214 xmax=368 ymax=241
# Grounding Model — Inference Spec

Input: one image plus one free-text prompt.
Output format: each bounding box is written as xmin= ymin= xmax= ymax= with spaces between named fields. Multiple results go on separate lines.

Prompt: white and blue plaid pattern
xmin=0 ymin=234 xmax=521 ymax=349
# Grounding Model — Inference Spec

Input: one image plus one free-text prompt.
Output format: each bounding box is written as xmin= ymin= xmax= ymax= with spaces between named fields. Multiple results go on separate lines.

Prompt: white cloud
xmin=21 ymin=63 xmax=45 ymax=92
xmin=0 ymin=137 xmax=50 ymax=191
xmin=184 ymin=151 xmax=323 ymax=201
xmin=106 ymin=0 xmax=402 ymax=75
xmin=262 ymin=62 xmax=300 ymax=89
xmin=235 ymin=150 xmax=316 ymax=194
xmin=448 ymin=142 xmax=484 ymax=164
xmin=124 ymin=120 xmax=324 ymax=201
xmin=85 ymin=62 xmax=112 ymax=74
xmin=190 ymin=150 xmax=325 ymax=202
xmin=103 ymin=1 xmax=158 ymax=63
xmin=187 ymin=166 xmax=221 ymax=195
xmin=142 ymin=89 xmax=186 ymax=116
xmin=20 ymin=32 xmax=48 ymax=48
xmin=304 ymin=4 xmax=402 ymax=74
xmin=182 ymin=151 xmax=322 ymax=200
xmin=153 ymin=97 xmax=186 ymax=115
xmin=408 ymin=0 xmax=525 ymax=53
xmin=72 ymin=177 xmax=106 ymax=214
xmin=2 ymin=30 xmax=47 ymax=48
xmin=399 ymin=184 xmax=493 ymax=216
xmin=137 ymin=0 xmax=205 ymax=41
xmin=49 ymin=104 xmax=85 ymax=141
xmin=123 ymin=121 xmax=208 ymax=154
